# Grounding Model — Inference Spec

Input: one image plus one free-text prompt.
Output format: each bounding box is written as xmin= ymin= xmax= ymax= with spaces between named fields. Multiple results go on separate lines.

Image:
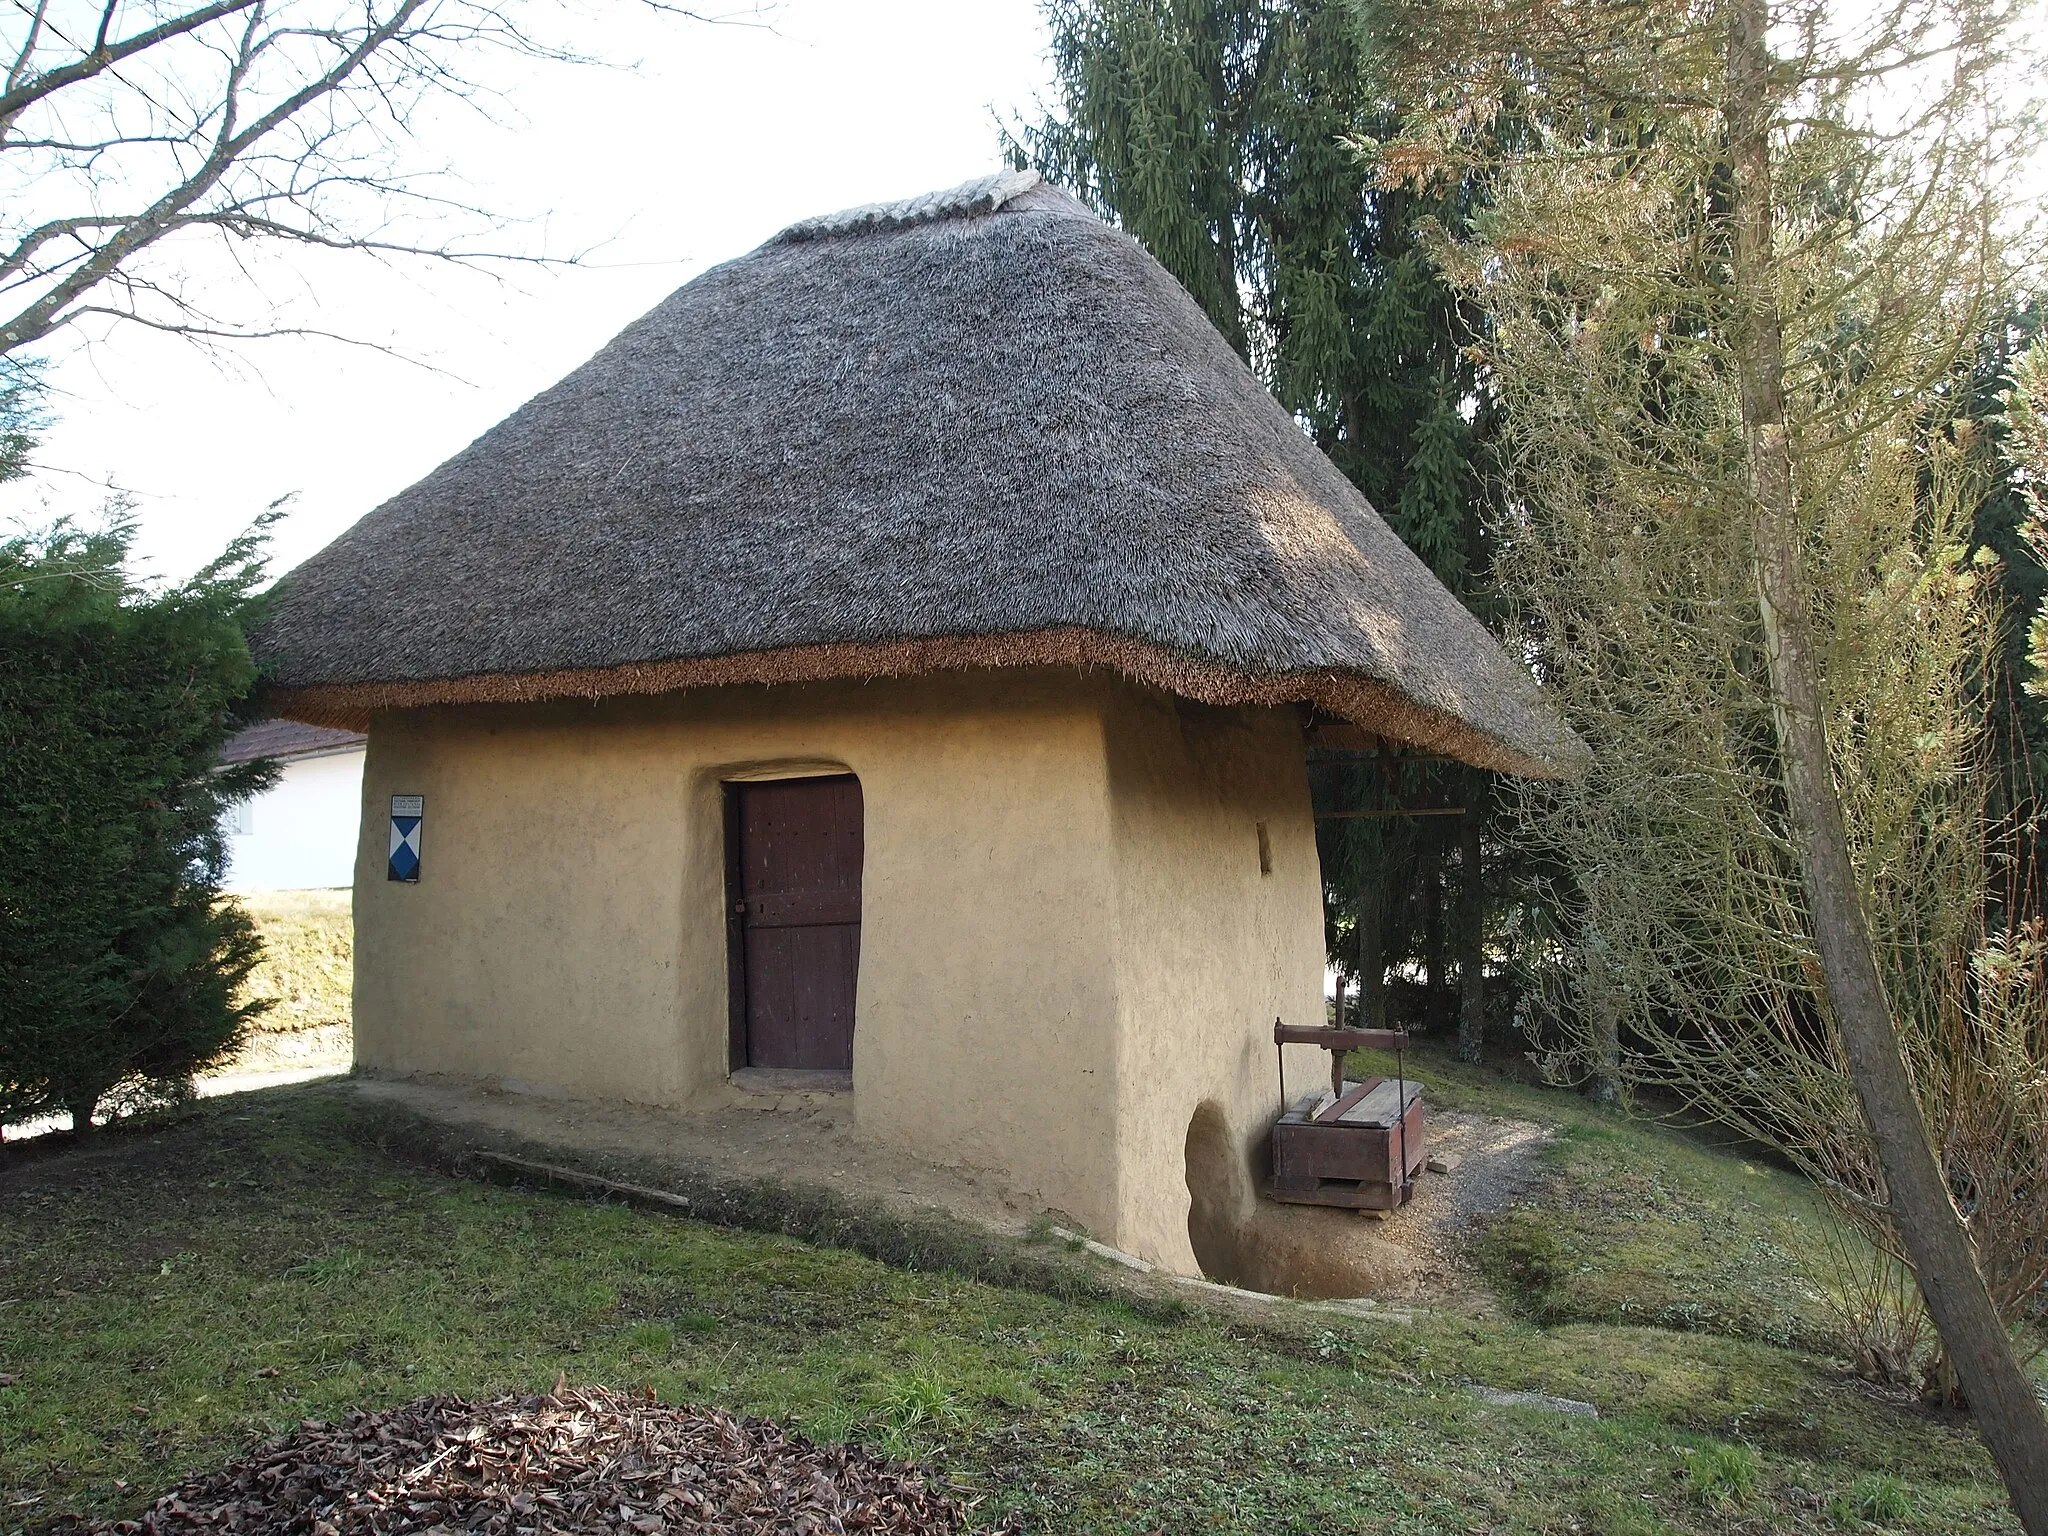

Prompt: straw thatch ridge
xmin=773 ymin=168 xmax=1042 ymax=243
xmin=255 ymin=173 xmax=1585 ymax=778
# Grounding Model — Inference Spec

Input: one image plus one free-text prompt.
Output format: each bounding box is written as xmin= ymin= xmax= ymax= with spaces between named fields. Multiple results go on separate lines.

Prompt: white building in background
xmin=220 ymin=720 xmax=366 ymax=891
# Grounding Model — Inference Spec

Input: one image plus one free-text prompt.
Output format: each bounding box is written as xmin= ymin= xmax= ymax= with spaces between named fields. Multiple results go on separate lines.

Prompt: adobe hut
xmin=256 ymin=171 xmax=1579 ymax=1276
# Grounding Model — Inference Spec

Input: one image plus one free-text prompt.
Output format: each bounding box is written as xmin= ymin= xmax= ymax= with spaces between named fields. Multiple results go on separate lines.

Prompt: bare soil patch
xmin=1206 ymin=1106 xmax=1552 ymax=1304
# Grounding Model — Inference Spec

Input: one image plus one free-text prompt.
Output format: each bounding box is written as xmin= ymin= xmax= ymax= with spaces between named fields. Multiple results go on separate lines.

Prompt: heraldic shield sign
xmin=389 ymin=794 xmax=424 ymax=882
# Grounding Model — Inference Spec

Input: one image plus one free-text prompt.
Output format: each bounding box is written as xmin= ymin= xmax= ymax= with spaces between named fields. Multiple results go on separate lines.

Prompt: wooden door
xmin=725 ymin=775 xmax=863 ymax=1072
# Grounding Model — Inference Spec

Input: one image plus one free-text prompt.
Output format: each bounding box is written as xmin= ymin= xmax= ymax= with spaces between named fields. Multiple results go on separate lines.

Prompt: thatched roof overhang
xmin=256 ymin=172 xmax=1586 ymax=779
xmin=267 ymin=627 xmax=1543 ymax=775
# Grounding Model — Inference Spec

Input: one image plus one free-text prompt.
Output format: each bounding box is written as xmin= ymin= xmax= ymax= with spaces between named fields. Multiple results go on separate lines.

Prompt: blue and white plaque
xmin=389 ymin=794 xmax=424 ymax=882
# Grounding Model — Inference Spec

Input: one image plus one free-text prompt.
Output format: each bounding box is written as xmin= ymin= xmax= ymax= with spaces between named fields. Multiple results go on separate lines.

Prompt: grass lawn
xmin=0 ymin=1079 xmax=2022 ymax=1535
xmin=1350 ymin=1045 xmax=1855 ymax=1353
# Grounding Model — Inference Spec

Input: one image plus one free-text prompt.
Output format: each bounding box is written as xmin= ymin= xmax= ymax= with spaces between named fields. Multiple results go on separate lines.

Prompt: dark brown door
xmin=725 ymin=775 xmax=863 ymax=1072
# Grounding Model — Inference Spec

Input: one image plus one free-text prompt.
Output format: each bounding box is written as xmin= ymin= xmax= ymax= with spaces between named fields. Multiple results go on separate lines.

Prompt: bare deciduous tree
xmin=0 ymin=0 xmax=731 ymax=358
xmin=1364 ymin=0 xmax=2048 ymax=1521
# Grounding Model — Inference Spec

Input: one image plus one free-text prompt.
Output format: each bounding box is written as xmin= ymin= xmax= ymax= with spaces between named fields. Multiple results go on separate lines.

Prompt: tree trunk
xmin=1422 ymin=836 xmax=1451 ymax=1030
xmin=1357 ymin=876 xmax=1389 ymax=1031
xmin=1727 ymin=0 xmax=2048 ymax=1521
xmin=1584 ymin=928 xmax=1622 ymax=1105
xmin=1457 ymin=779 xmax=1487 ymax=1062
xmin=66 ymin=1091 xmax=98 ymax=1138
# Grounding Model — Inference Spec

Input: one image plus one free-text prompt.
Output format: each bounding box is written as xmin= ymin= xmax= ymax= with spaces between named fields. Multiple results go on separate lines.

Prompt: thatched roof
xmin=218 ymin=719 xmax=365 ymax=765
xmin=256 ymin=171 xmax=1583 ymax=777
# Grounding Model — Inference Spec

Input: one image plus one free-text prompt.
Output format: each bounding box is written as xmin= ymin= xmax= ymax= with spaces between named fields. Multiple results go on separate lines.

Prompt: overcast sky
xmin=6 ymin=1 xmax=1056 ymax=585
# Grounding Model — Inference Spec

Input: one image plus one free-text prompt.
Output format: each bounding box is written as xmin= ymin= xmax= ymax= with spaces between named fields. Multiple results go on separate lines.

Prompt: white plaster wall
xmin=224 ymin=749 xmax=366 ymax=891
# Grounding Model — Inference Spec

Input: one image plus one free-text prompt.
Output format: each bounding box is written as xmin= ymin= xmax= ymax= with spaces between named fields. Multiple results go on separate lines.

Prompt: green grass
xmin=1350 ymin=1042 xmax=1853 ymax=1351
xmin=0 ymin=1085 xmax=2018 ymax=1534
xmin=1681 ymin=1443 xmax=1760 ymax=1507
xmin=233 ymin=890 xmax=351 ymax=1034
xmin=1833 ymin=1473 xmax=1916 ymax=1525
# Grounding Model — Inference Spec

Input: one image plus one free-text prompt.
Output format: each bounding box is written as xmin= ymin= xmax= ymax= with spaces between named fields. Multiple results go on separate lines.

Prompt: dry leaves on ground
xmin=82 ymin=1384 xmax=1009 ymax=1535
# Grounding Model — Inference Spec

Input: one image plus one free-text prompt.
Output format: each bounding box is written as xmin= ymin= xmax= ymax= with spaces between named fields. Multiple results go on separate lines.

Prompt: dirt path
xmin=1390 ymin=1109 xmax=1554 ymax=1300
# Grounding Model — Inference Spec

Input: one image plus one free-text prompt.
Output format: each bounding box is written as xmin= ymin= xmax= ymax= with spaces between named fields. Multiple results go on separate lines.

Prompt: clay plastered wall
xmin=1101 ymin=692 xmax=1328 ymax=1272
xmin=351 ymin=671 xmax=1125 ymax=1233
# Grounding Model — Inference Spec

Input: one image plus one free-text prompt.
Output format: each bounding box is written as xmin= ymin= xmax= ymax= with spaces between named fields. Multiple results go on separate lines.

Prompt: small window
xmin=223 ymin=798 xmax=253 ymax=836
xmin=1256 ymin=821 xmax=1273 ymax=876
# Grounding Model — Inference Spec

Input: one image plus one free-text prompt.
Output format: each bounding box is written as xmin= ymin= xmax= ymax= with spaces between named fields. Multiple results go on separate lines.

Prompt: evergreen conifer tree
xmin=1015 ymin=0 xmax=1506 ymax=1044
xmin=0 ymin=515 xmax=278 ymax=1134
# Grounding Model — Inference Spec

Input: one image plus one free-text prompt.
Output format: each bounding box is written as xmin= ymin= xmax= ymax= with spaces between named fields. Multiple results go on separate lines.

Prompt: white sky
xmin=6 ymin=1 xmax=1056 ymax=585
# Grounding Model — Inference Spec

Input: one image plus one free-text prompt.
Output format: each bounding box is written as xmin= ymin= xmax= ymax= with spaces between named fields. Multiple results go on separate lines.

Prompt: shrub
xmin=0 ymin=514 xmax=276 ymax=1132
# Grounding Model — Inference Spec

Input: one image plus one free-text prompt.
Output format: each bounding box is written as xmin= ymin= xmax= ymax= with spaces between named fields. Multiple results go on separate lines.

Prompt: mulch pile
xmin=85 ymin=1385 xmax=1006 ymax=1535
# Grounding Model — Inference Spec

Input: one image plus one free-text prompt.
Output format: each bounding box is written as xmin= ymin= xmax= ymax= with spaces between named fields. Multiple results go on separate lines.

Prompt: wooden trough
xmin=1265 ymin=1020 xmax=1426 ymax=1212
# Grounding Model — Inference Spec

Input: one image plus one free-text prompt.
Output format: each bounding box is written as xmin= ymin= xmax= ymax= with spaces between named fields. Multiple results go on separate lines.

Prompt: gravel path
xmin=1386 ymin=1109 xmax=1554 ymax=1299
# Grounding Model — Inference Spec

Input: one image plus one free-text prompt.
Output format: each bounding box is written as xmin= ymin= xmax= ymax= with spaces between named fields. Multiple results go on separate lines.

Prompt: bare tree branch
xmin=7 ymin=2 xmax=52 ymax=99
xmin=0 ymin=1 xmax=752 ymax=360
xmin=0 ymin=0 xmax=260 ymax=130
